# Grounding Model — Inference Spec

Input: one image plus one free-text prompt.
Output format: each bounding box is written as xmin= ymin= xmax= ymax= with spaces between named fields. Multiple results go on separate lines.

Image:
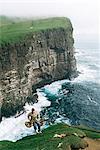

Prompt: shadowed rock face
xmin=0 ymin=27 xmax=77 ymax=118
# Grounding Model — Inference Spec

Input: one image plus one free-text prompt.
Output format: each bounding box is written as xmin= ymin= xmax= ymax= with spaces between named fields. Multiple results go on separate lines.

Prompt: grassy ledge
xmin=0 ymin=123 xmax=100 ymax=150
xmin=0 ymin=17 xmax=72 ymax=45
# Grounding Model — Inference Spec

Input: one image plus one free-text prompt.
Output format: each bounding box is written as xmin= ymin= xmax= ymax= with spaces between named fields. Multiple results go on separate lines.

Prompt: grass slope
xmin=0 ymin=124 xmax=100 ymax=150
xmin=0 ymin=16 xmax=13 ymax=26
xmin=0 ymin=17 xmax=71 ymax=45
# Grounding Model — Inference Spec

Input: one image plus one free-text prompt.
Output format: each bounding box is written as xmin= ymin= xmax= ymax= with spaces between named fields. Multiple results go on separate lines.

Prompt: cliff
xmin=0 ymin=17 xmax=77 ymax=118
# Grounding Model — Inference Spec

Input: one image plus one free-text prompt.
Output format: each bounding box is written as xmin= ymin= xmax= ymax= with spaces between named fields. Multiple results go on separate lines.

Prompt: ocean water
xmin=0 ymin=46 xmax=100 ymax=142
xmin=41 ymin=48 xmax=100 ymax=129
xmin=42 ymin=49 xmax=100 ymax=129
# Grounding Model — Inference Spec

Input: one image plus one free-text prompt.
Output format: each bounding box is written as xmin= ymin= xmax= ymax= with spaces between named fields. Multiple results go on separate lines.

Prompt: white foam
xmin=87 ymin=95 xmax=98 ymax=105
xmin=74 ymin=48 xmax=100 ymax=84
xmin=0 ymin=90 xmax=51 ymax=142
xmin=55 ymin=116 xmax=71 ymax=125
xmin=74 ymin=64 xmax=96 ymax=83
xmin=43 ymin=79 xmax=70 ymax=95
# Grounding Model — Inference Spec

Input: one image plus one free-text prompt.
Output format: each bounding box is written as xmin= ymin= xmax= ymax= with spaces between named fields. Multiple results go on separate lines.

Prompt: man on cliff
xmin=27 ymin=108 xmax=41 ymax=133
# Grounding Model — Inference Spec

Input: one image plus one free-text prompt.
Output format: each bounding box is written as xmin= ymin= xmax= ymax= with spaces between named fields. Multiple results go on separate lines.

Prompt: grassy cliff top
xmin=0 ymin=17 xmax=72 ymax=45
xmin=0 ymin=124 xmax=100 ymax=150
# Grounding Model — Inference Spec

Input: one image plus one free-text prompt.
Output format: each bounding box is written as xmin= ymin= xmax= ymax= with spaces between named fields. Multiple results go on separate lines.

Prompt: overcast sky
xmin=0 ymin=0 xmax=99 ymax=48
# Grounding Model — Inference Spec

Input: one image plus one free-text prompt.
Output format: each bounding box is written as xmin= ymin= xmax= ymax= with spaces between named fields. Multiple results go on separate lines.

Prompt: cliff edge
xmin=0 ymin=17 xmax=77 ymax=118
xmin=0 ymin=124 xmax=100 ymax=150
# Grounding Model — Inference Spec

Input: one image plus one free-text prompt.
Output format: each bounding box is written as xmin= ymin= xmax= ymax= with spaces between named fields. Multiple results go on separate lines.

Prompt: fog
xmin=0 ymin=0 xmax=99 ymax=49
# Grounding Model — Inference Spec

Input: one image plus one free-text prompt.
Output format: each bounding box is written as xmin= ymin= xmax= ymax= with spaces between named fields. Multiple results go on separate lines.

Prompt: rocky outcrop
xmin=0 ymin=25 xmax=77 ymax=118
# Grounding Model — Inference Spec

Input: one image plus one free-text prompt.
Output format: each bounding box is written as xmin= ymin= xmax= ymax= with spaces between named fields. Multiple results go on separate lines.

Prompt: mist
xmin=0 ymin=0 xmax=99 ymax=49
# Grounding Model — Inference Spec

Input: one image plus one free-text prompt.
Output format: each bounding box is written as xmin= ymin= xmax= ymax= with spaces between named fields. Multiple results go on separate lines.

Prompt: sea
xmin=0 ymin=41 xmax=100 ymax=142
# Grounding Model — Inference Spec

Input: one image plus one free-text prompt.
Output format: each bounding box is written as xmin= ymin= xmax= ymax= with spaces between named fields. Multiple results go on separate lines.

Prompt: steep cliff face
xmin=0 ymin=22 xmax=77 ymax=118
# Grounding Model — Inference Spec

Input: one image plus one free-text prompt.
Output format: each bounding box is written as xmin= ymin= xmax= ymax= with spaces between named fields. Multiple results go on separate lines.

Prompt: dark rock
xmin=71 ymin=139 xmax=88 ymax=149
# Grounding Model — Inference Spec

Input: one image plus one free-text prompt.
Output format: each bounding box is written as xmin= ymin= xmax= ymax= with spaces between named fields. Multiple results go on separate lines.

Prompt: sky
xmin=0 ymin=0 xmax=100 ymax=49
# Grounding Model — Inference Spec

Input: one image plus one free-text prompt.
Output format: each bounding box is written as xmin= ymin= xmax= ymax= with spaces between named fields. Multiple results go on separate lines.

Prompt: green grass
xmin=0 ymin=17 xmax=71 ymax=45
xmin=74 ymin=125 xmax=100 ymax=139
xmin=0 ymin=123 xmax=100 ymax=150
xmin=0 ymin=16 xmax=13 ymax=26
xmin=77 ymin=127 xmax=100 ymax=139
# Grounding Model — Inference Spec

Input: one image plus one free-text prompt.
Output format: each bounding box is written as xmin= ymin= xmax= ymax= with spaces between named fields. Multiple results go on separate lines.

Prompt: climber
xmin=27 ymin=108 xmax=41 ymax=133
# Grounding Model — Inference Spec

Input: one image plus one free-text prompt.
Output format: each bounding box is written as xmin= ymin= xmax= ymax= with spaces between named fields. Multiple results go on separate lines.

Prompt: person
xmin=28 ymin=108 xmax=41 ymax=133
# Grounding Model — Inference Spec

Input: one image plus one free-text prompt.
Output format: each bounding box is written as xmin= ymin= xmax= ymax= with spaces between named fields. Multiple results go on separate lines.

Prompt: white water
xmin=74 ymin=49 xmax=100 ymax=84
xmin=0 ymin=90 xmax=51 ymax=142
xmin=0 ymin=48 xmax=99 ymax=142
xmin=0 ymin=83 xmax=71 ymax=142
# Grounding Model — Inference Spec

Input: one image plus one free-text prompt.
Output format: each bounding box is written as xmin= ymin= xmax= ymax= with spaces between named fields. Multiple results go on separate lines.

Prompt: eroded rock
xmin=0 ymin=27 xmax=77 ymax=118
